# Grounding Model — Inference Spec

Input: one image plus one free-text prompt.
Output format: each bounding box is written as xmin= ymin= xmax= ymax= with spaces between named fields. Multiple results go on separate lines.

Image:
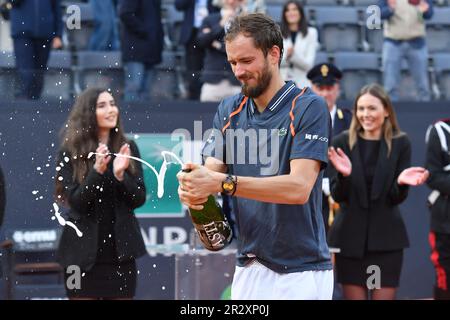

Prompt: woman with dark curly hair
xmin=55 ymin=87 xmax=146 ymax=300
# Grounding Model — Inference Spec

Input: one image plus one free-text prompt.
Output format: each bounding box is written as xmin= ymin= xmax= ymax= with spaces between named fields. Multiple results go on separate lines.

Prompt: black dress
xmin=63 ymin=161 xmax=138 ymax=298
xmin=335 ymin=137 xmax=404 ymax=287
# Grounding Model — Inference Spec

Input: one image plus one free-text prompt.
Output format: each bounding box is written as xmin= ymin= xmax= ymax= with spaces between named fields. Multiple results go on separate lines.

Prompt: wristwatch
xmin=222 ymin=174 xmax=237 ymax=196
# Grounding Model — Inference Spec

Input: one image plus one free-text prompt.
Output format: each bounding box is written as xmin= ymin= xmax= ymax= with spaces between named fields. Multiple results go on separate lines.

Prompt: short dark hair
xmin=224 ymin=13 xmax=284 ymax=66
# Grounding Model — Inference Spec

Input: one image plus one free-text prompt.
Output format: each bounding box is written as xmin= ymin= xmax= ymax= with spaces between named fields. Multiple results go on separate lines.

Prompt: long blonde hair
xmin=348 ymin=83 xmax=403 ymax=156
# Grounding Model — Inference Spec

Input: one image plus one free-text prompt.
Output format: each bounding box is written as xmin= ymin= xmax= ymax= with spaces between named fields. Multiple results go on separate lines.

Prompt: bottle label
xmin=194 ymin=220 xmax=232 ymax=251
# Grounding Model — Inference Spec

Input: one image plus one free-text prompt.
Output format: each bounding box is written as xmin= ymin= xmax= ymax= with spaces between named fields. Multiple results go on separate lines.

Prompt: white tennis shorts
xmin=231 ymin=260 xmax=334 ymax=300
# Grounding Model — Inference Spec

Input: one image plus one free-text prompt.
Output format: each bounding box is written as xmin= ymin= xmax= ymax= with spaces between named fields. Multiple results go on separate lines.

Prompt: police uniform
xmin=307 ymin=63 xmax=352 ymax=233
xmin=425 ymin=118 xmax=450 ymax=299
xmin=307 ymin=63 xmax=342 ymax=86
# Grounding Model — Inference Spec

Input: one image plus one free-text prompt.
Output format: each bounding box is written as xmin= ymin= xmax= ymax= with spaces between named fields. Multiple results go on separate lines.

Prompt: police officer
xmin=307 ymin=63 xmax=351 ymax=233
xmin=307 ymin=63 xmax=351 ymax=300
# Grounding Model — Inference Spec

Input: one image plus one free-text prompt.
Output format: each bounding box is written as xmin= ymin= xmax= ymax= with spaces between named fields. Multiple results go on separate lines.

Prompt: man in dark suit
xmin=118 ymin=0 xmax=163 ymax=102
xmin=175 ymin=0 xmax=219 ymax=100
xmin=197 ymin=0 xmax=243 ymax=102
xmin=307 ymin=63 xmax=352 ymax=233
xmin=10 ymin=0 xmax=63 ymax=100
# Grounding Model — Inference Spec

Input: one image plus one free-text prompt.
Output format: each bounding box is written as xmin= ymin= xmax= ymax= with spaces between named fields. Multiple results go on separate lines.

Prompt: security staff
xmin=307 ymin=63 xmax=351 ymax=233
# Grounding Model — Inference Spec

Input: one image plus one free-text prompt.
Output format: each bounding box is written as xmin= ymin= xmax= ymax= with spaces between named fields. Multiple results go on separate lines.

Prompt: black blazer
xmin=56 ymin=140 xmax=146 ymax=270
xmin=328 ymin=131 xmax=411 ymax=258
xmin=0 ymin=164 xmax=5 ymax=226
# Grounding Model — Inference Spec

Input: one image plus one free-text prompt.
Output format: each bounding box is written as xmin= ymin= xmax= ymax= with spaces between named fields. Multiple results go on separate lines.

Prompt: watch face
xmin=223 ymin=182 xmax=234 ymax=192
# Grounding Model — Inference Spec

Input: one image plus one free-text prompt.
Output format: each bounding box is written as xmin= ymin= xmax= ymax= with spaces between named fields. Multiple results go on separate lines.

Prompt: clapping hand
xmin=328 ymin=147 xmax=352 ymax=177
xmin=397 ymin=167 xmax=429 ymax=186
xmin=113 ymin=143 xmax=131 ymax=181
xmin=93 ymin=143 xmax=111 ymax=175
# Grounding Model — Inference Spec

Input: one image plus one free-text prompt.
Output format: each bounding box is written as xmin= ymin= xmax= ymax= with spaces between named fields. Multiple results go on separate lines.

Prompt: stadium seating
xmin=42 ymin=51 xmax=73 ymax=101
xmin=62 ymin=1 xmax=95 ymax=51
xmin=1 ymin=0 xmax=449 ymax=102
xmin=433 ymin=53 xmax=450 ymax=100
xmin=76 ymin=51 xmax=124 ymax=97
xmin=309 ymin=6 xmax=362 ymax=52
xmin=266 ymin=3 xmax=283 ymax=22
xmin=314 ymin=51 xmax=330 ymax=65
xmin=152 ymin=50 xmax=184 ymax=100
xmin=0 ymin=51 xmax=16 ymax=100
xmin=334 ymin=51 xmax=381 ymax=100
xmin=426 ymin=7 xmax=450 ymax=53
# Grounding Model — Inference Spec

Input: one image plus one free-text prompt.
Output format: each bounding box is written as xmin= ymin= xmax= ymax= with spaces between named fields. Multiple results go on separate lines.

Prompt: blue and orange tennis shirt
xmin=202 ymin=81 xmax=333 ymax=273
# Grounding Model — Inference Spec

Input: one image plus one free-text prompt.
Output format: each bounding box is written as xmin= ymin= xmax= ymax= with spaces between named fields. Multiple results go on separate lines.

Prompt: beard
xmin=240 ymin=61 xmax=272 ymax=98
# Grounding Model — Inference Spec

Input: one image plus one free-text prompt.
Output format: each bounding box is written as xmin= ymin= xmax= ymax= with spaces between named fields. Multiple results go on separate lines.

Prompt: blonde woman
xmin=327 ymin=83 xmax=428 ymax=300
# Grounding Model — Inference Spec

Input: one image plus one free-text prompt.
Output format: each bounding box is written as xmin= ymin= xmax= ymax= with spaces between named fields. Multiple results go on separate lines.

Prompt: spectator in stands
xmin=243 ymin=0 xmax=265 ymax=13
xmin=118 ymin=0 xmax=163 ymax=102
xmin=379 ymin=0 xmax=433 ymax=101
xmin=175 ymin=0 xmax=220 ymax=100
xmin=197 ymin=0 xmax=243 ymax=102
xmin=88 ymin=0 xmax=120 ymax=51
xmin=307 ymin=63 xmax=351 ymax=234
xmin=213 ymin=0 xmax=265 ymax=13
xmin=327 ymin=83 xmax=429 ymax=300
xmin=425 ymin=118 xmax=450 ymax=300
xmin=55 ymin=88 xmax=146 ymax=300
xmin=9 ymin=0 xmax=63 ymax=100
xmin=280 ymin=0 xmax=318 ymax=89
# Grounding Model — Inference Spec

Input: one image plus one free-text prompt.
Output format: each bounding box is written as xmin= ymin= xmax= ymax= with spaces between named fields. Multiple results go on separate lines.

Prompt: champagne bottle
xmin=182 ymin=169 xmax=233 ymax=251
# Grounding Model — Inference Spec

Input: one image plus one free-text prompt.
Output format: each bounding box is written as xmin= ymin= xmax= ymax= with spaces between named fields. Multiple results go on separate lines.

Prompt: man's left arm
xmin=179 ymin=159 xmax=321 ymax=210
xmin=218 ymin=158 xmax=321 ymax=204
